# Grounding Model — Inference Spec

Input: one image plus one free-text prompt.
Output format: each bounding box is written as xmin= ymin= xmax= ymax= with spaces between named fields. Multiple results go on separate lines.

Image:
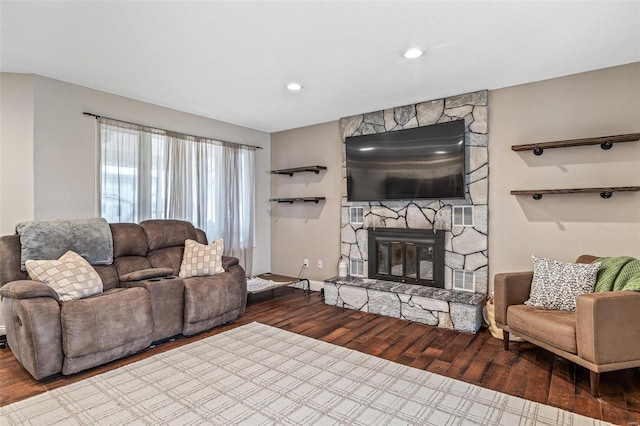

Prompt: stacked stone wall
xmin=324 ymin=278 xmax=485 ymax=333
xmin=339 ymin=90 xmax=489 ymax=295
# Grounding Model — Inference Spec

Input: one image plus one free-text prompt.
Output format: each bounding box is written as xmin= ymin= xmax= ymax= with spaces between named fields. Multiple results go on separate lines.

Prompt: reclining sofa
xmin=0 ymin=219 xmax=247 ymax=380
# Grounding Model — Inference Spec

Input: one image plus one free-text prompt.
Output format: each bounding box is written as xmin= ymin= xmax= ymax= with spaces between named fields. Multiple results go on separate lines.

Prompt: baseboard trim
xmin=288 ymin=279 xmax=324 ymax=292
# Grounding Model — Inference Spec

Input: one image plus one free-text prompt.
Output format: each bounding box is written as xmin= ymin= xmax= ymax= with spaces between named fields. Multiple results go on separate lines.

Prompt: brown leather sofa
xmin=495 ymin=255 xmax=640 ymax=396
xmin=0 ymin=219 xmax=247 ymax=380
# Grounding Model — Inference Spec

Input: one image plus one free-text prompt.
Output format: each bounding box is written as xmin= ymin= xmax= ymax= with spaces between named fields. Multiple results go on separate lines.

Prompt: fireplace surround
xmin=368 ymin=228 xmax=444 ymax=288
xmin=325 ymin=90 xmax=488 ymax=333
xmin=337 ymin=89 xmax=489 ymax=294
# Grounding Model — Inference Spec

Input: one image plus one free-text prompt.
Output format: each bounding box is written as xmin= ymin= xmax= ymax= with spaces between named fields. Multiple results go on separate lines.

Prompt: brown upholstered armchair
xmin=494 ymin=255 xmax=640 ymax=397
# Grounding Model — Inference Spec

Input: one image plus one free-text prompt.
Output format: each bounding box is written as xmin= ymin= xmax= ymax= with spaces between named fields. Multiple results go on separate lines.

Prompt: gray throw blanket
xmin=17 ymin=218 xmax=113 ymax=271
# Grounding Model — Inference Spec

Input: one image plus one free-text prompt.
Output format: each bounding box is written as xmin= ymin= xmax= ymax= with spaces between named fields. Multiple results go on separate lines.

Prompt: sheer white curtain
xmin=99 ymin=118 xmax=255 ymax=275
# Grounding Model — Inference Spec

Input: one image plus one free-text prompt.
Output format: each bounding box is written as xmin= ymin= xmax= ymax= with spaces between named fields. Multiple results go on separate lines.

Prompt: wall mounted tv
xmin=346 ymin=120 xmax=466 ymax=202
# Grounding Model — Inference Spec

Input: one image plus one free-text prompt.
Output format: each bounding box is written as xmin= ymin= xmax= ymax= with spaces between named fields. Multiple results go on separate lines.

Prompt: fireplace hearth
xmin=368 ymin=228 xmax=445 ymax=288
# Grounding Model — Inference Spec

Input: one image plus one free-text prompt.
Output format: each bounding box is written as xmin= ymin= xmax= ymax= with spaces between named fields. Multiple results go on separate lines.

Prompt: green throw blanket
xmin=593 ymin=256 xmax=640 ymax=292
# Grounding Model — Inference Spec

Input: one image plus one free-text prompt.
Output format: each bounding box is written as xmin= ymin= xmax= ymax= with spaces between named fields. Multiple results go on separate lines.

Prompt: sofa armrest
xmin=119 ymin=268 xmax=174 ymax=282
xmin=0 ymin=280 xmax=60 ymax=302
xmin=2 ymin=295 xmax=63 ymax=379
xmin=576 ymin=291 xmax=640 ymax=365
xmin=222 ymin=256 xmax=240 ymax=271
xmin=494 ymin=271 xmax=533 ymax=325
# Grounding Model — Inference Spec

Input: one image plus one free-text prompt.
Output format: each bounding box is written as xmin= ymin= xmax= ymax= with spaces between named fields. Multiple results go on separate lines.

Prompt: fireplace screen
xmin=368 ymin=228 xmax=444 ymax=288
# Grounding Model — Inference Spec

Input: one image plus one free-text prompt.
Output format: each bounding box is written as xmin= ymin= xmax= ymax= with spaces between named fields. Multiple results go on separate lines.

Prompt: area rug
xmin=1 ymin=322 xmax=609 ymax=425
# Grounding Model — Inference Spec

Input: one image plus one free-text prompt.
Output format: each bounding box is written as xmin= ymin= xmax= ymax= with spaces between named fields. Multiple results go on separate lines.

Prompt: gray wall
xmin=1 ymin=73 xmax=272 ymax=275
xmin=0 ymin=74 xmax=35 ymax=234
xmin=269 ymin=63 xmax=640 ymax=291
xmin=270 ymin=121 xmax=343 ymax=284
xmin=489 ymin=62 xmax=640 ymax=284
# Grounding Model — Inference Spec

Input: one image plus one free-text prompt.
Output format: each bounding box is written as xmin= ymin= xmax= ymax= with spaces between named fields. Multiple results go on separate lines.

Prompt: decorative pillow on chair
xmin=25 ymin=251 xmax=104 ymax=302
xmin=179 ymin=239 xmax=224 ymax=278
xmin=525 ymin=255 xmax=601 ymax=311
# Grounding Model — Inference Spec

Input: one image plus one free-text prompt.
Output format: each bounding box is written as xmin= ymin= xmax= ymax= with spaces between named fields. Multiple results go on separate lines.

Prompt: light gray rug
xmin=1 ymin=322 xmax=609 ymax=425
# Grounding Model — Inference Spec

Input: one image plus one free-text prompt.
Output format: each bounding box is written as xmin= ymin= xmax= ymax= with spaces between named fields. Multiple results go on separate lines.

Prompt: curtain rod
xmin=83 ymin=112 xmax=263 ymax=150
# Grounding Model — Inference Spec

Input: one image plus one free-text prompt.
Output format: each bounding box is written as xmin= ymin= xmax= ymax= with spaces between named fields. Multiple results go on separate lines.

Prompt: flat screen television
xmin=346 ymin=120 xmax=466 ymax=201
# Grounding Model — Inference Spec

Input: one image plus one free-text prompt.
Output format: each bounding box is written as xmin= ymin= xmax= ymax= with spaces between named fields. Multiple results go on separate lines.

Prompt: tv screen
xmin=346 ymin=120 xmax=466 ymax=201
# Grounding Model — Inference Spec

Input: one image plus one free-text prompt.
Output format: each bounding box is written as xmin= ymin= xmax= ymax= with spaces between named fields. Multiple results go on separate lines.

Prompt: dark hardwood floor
xmin=2 ymin=288 xmax=640 ymax=425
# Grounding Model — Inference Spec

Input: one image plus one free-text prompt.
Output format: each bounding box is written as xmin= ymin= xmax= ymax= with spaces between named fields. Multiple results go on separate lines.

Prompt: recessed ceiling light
xmin=287 ymin=82 xmax=303 ymax=91
xmin=402 ymin=48 xmax=423 ymax=59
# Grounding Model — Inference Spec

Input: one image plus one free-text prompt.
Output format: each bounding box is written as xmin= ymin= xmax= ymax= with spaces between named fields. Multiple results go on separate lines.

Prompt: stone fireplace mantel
xmin=324 ymin=276 xmax=485 ymax=333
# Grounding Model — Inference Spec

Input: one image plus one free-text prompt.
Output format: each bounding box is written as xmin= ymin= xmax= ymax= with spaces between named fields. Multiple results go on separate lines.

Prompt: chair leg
xmin=503 ymin=331 xmax=510 ymax=350
xmin=590 ymin=371 xmax=600 ymax=397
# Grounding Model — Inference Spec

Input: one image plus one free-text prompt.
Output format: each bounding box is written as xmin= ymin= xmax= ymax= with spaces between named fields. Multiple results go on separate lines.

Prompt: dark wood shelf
xmin=269 ymin=197 xmax=326 ymax=204
xmin=511 ymin=133 xmax=640 ymax=155
xmin=511 ymin=186 xmax=640 ymax=200
xmin=270 ymin=165 xmax=327 ymax=176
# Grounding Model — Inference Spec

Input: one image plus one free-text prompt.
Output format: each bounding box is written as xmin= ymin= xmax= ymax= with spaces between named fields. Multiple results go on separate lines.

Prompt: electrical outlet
xmin=303 ymin=258 xmax=309 ymax=268
xmin=317 ymin=259 xmax=323 ymax=269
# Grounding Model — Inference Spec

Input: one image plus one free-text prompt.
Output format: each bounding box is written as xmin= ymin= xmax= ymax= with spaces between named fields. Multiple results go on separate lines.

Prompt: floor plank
xmin=523 ymin=347 xmax=554 ymax=404
xmin=1 ymin=288 xmax=638 ymax=424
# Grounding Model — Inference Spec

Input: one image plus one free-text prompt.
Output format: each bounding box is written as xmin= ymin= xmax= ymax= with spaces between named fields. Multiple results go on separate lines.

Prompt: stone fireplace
xmin=337 ymin=90 xmax=488 ymax=294
xmin=368 ymin=228 xmax=445 ymax=288
xmin=324 ymin=90 xmax=488 ymax=333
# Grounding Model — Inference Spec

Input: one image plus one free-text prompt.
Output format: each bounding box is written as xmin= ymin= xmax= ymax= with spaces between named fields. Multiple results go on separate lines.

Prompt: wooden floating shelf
xmin=511 ymin=133 xmax=640 ymax=156
xmin=269 ymin=197 xmax=326 ymax=204
xmin=271 ymin=165 xmax=327 ymax=176
xmin=511 ymin=186 xmax=640 ymax=200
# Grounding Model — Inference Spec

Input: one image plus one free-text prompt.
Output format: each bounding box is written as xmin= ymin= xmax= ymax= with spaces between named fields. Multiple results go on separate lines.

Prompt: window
xmin=99 ymin=118 xmax=255 ymax=274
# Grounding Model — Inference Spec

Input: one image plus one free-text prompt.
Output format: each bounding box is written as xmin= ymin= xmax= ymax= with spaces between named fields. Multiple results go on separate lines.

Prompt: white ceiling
xmin=1 ymin=1 xmax=639 ymax=133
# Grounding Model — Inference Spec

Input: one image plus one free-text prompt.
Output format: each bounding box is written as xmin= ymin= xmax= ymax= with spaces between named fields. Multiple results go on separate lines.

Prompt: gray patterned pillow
xmin=179 ymin=239 xmax=224 ymax=278
xmin=26 ymin=251 xmax=103 ymax=302
xmin=525 ymin=255 xmax=601 ymax=312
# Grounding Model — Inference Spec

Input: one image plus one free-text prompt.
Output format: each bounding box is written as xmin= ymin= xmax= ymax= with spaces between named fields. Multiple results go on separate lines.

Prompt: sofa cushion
xmin=93 ymin=265 xmax=119 ymax=291
xmin=147 ymin=247 xmax=185 ymax=275
xmin=60 ymin=287 xmax=154 ymax=374
xmin=525 ymin=255 xmax=601 ymax=311
xmin=25 ymin=251 xmax=103 ymax=302
xmin=179 ymin=239 xmax=224 ymax=278
xmin=111 ymin=223 xmax=148 ymax=257
xmin=141 ymin=219 xmax=197 ymax=251
xmin=183 ymin=274 xmax=243 ymax=334
xmin=508 ymin=304 xmax=577 ymax=353
xmin=114 ymin=256 xmax=153 ymax=277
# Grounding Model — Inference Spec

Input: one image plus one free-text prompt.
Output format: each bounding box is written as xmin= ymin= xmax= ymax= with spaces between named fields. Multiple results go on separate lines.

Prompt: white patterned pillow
xmin=179 ymin=239 xmax=224 ymax=278
xmin=525 ymin=255 xmax=601 ymax=312
xmin=25 ymin=251 xmax=104 ymax=302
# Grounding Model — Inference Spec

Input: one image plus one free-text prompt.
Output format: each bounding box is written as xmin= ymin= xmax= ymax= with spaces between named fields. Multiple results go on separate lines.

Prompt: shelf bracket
xmin=600 ymin=140 xmax=613 ymax=150
xmin=600 ymin=191 xmax=613 ymax=199
xmin=533 ymin=146 xmax=543 ymax=156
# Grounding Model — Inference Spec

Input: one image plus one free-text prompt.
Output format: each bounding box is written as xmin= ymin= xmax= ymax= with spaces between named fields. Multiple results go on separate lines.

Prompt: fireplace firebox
xmin=368 ymin=228 xmax=445 ymax=288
